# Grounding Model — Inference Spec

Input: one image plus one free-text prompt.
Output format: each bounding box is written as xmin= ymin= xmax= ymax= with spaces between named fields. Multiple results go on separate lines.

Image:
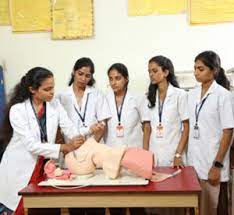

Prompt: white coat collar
xmin=166 ymin=84 xmax=175 ymax=98
xmin=25 ymin=99 xmax=36 ymax=120
xmin=25 ymin=98 xmax=55 ymax=143
xmin=109 ymin=88 xmax=134 ymax=103
xmin=156 ymin=83 xmax=174 ymax=101
xmin=69 ymin=85 xmax=94 ymax=113
xmin=68 ymin=85 xmax=94 ymax=96
xmin=25 ymin=98 xmax=55 ymax=118
xmin=108 ymin=89 xmax=133 ymax=118
xmin=196 ymin=80 xmax=218 ymax=103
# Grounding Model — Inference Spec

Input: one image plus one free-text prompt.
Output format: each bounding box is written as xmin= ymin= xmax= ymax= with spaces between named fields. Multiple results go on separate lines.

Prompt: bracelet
xmin=174 ymin=153 xmax=182 ymax=158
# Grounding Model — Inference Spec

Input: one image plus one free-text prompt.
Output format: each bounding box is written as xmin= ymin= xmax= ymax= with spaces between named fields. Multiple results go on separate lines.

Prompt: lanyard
xmin=30 ymin=99 xmax=47 ymax=143
xmin=158 ymin=93 xmax=165 ymax=124
xmin=195 ymin=94 xmax=209 ymax=125
xmin=74 ymin=93 xmax=90 ymax=127
xmin=115 ymin=90 xmax=127 ymax=125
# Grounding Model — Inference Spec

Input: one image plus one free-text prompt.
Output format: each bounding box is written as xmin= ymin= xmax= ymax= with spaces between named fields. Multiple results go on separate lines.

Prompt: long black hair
xmin=0 ymin=67 xmax=53 ymax=151
xmin=147 ymin=55 xmax=179 ymax=108
xmin=68 ymin=57 xmax=95 ymax=86
xmin=195 ymin=51 xmax=230 ymax=90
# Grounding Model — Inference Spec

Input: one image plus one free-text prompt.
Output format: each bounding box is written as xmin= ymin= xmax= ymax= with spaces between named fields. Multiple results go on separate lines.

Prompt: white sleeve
xmin=56 ymin=92 xmax=66 ymax=107
xmin=95 ymin=91 xmax=111 ymax=121
xmin=219 ymin=92 xmax=234 ymax=129
xmin=57 ymin=101 xmax=79 ymax=139
xmin=178 ymin=90 xmax=189 ymax=121
xmin=231 ymin=92 xmax=234 ymax=113
xmin=54 ymin=93 xmax=60 ymax=100
xmin=10 ymin=105 xmax=60 ymax=159
xmin=139 ymin=96 xmax=151 ymax=122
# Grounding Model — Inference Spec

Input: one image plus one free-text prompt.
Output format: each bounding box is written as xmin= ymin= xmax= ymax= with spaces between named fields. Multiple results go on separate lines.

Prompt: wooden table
xmin=19 ymin=166 xmax=201 ymax=215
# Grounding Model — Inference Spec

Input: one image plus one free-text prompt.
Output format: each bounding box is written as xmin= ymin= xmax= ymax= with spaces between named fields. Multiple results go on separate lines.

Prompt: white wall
xmin=1 ymin=0 xmax=234 ymax=95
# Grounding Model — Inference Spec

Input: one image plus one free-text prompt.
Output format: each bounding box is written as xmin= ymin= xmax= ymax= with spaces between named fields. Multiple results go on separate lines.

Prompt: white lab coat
xmin=104 ymin=90 xmax=147 ymax=148
xmin=145 ymin=84 xmax=189 ymax=166
xmin=188 ymin=81 xmax=234 ymax=181
xmin=0 ymin=98 xmax=78 ymax=210
xmin=58 ymin=85 xmax=111 ymax=139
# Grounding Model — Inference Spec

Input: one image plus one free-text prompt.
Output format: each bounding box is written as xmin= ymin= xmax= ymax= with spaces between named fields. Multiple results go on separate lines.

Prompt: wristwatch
xmin=174 ymin=153 xmax=182 ymax=158
xmin=213 ymin=161 xmax=223 ymax=168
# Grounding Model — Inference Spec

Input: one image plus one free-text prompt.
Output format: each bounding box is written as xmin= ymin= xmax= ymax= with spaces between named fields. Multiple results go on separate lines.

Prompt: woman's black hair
xmin=0 ymin=67 xmax=53 ymax=152
xmin=147 ymin=55 xmax=179 ymax=108
xmin=68 ymin=57 xmax=95 ymax=86
xmin=195 ymin=51 xmax=230 ymax=90
xmin=107 ymin=63 xmax=129 ymax=87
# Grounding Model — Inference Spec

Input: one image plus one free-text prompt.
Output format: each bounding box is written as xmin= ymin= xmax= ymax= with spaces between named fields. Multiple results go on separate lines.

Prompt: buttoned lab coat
xmin=58 ymin=86 xmax=111 ymax=139
xmin=145 ymin=84 xmax=189 ymax=166
xmin=0 ymin=99 xmax=78 ymax=210
xmin=188 ymin=81 xmax=234 ymax=181
xmin=104 ymin=90 xmax=148 ymax=148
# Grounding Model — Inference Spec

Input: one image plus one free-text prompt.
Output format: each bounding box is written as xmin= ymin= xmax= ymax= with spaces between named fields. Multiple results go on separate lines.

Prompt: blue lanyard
xmin=30 ymin=99 xmax=47 ymax=143
xmin=158 ymin=93 xmax=165 ymax=124
xmin=195 ymin=94 xmax=209 ymax=126
xmin=74 ymin=93 xmax=90 ymax=127
xmin=115 ymin=90 xmax=127 ymax=126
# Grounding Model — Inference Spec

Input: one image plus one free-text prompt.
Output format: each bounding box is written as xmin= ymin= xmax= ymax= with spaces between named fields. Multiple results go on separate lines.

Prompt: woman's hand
xmin=208 ymin=166 xmax=221 ymax=186
xmin=90 ymin=122 xmax=106 ymax=137
xmin=70 ymin=135 xmax=86 ymax=148
xmin=60 ymin=135 xmax=85 ymax=155
xmin=60 ymin=144 xmax=75 ymax=155
xmin=173 ymin=157 xmax=184 ymax=169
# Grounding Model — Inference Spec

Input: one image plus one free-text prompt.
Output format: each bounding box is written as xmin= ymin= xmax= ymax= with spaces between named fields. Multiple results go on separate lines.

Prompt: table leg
xmin=24 ymin=208 xmax=28 ymax=215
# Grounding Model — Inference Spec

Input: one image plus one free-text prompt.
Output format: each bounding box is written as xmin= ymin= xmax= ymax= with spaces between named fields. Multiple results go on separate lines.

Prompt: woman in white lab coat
xmin=105 ymin=63 xmax=150 ymax=215
xmin=0 ymin=67 xmax=84 ymax=215
xmin=58 ymin=58 xmax=110 ymax=215
xmin=144 ymin=56 xmax=189 ymax=215
xmin=58 ymin=57 xmax=111 ymax=143
xmin=145 ymin=55 xmax=189 ymax=168
xmin=187 ymin=51 xmax=234 ymax=215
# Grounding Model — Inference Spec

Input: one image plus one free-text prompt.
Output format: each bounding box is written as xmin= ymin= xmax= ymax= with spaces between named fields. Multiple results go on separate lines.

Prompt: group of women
xmin=0 ymin=50 xmax=233 ymax=215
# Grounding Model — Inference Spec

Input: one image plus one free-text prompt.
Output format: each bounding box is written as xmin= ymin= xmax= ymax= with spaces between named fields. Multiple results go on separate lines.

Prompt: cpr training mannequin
xmin=45 ymin=138 xmax=180 ymax=182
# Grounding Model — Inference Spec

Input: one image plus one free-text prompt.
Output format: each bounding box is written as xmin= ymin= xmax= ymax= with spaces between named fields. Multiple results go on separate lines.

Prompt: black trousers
xmin=217 ymin=182 xmax=228 ymax=215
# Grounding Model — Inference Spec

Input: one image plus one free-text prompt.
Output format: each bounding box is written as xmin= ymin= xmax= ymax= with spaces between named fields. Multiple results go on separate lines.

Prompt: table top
xmin=19 ymin=166 xmax=201 ymax=196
